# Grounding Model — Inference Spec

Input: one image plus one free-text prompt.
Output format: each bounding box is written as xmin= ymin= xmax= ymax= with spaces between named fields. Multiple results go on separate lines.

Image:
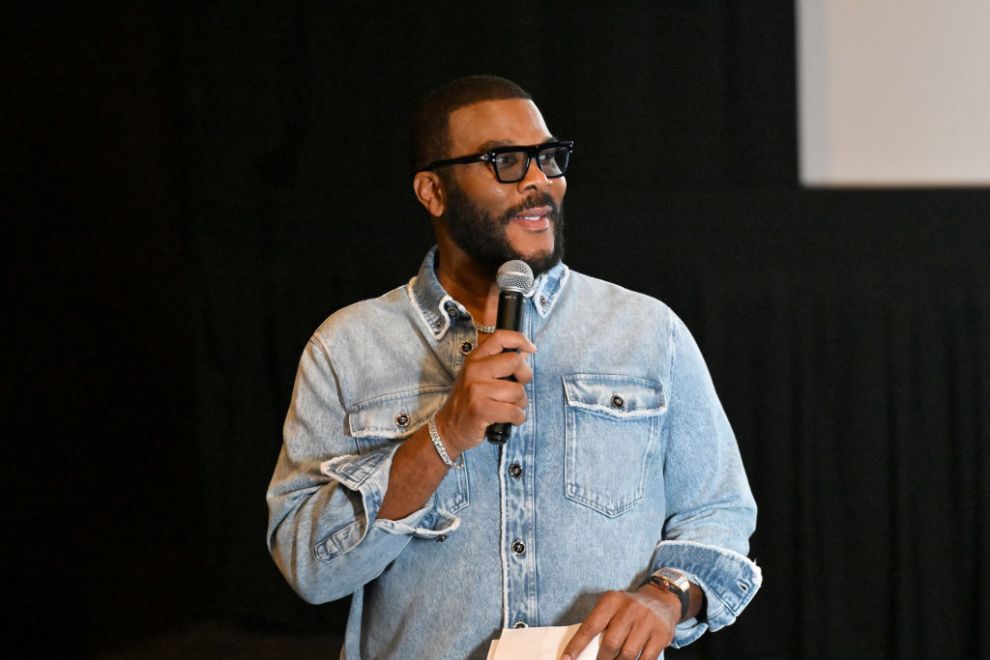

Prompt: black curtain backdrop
xmin=7 ymin=2 xmax=988 ymax=658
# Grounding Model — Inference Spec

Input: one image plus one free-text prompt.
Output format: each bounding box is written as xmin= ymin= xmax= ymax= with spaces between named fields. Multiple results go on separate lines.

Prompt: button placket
xmin=501 ymin=330 xmax=536 ymax=629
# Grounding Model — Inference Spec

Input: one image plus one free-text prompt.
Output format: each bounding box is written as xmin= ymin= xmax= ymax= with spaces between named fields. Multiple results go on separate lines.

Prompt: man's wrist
xmin=643 ymin=568 xmax=691 ymax=621
xmin=432 ymin=410 xmax=465 ymax=458
xmin=427 ymin=412 xmax=463 ymax=469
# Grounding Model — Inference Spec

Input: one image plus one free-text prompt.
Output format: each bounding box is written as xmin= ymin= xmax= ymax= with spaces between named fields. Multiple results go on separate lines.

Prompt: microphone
xmin=485 ymin=260 xmax=535 ymax=443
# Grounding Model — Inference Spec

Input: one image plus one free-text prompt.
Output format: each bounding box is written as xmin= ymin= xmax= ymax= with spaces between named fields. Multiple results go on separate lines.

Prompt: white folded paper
xmin=486 ymin=624 xmax=601 ymax=660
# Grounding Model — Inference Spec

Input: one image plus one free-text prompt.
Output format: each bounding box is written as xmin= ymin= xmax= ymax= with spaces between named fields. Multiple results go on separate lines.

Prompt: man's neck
xmin=434 ymin=243 xmax=501 ymax=328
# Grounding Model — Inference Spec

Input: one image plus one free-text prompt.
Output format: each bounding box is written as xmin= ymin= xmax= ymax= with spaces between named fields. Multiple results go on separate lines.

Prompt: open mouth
xmin=509 ymin=205 xmax=553 ymax=229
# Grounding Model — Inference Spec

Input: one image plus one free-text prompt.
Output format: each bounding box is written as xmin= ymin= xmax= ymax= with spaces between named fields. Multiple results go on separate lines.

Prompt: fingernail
xmin=561 ymin=655 xmax=571 ymax=660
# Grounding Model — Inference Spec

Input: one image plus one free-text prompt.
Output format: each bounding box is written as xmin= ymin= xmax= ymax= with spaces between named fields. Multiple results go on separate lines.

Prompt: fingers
xmin=597 ymin=613 xmax=636 ymax=660
xmin=562 ymin=593 xmax=621 ymax=659
xmin=457 ymin=385 xmax=528 ymax=429
xmin=438 ymin=331 xmax=535 ymax=451
xmin=562 ymin=591 xmax=674 ymax=660
xmin=471 ymin=330 xmax=537 ymax=357
xmin=486 ymin=400 xmax=528 ymax=427
xmin=594 ymin=592 xmax=635 ymax=660
xmin=466 ymin=349 xmax=533 ymax=384
xmin=639 ymin=633 xmax=667 ymax=660
xmin=481 ymin=379 xmax=529 ymax=408
xmin=438 ymin=373 xmax=529 ymax=452
xmin=613 ymin=619 xmax=656 ymax=660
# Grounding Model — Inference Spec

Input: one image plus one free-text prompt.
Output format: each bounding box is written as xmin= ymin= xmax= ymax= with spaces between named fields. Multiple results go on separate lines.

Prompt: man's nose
xmin=516 ymin=155 xmax=551 ymax=191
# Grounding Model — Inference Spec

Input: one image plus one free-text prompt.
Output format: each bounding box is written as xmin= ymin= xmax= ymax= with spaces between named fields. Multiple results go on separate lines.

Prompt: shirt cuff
xmin=652 ymin=540 xmax=763 ymax=648
xmin=321 ymin=445 xmax=461 ymax=544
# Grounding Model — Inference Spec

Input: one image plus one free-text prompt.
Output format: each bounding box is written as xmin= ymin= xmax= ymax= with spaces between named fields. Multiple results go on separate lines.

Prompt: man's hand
xmin=435 ymin=330 xmax=535 ymax=455
xmin=378 ymin=330 xmax=534 ymax=521
xmin=561 ymin=586 xmax=681 ymax=660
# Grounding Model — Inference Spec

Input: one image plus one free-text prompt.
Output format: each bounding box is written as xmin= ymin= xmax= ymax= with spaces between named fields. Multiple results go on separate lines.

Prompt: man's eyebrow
xmin=477 ymin=139 xmax=516 ymax=151
xmin=477 ymin=136 xmax=558 ymax=151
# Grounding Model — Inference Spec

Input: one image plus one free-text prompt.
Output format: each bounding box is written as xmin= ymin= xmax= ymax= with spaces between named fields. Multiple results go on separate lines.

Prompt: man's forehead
xmin=447 ymin=98 xmax=552 ymax=150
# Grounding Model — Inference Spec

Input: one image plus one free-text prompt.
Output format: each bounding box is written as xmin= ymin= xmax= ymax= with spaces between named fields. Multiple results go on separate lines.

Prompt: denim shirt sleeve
xmin=650 ymin=318 xmax=762 ymax=648
xmin=266 ymin=337 xmax=459 ymax=604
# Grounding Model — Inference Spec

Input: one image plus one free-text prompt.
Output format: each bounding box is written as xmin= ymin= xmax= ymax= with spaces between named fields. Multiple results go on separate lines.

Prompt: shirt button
xmin=540 ymin=295 xmax=548 ymax=307
xmin=512 ymin=540 xmax=525 ymax=555
xmin=460 ymin=341 xmax=473 ymax=355
xmin=509 ymin=463 xmax=522 ymax=478
xmin=513 ymin=621 xmax=527 ymax=629
xmin=395 ymin=413 xmax=410 ymax=427
xmin=610 ymin=394 xmax=625 ymax=409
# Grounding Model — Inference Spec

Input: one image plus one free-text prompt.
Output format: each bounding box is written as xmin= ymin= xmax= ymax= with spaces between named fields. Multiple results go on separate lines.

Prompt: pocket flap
xmin=563 ymin=374 xmax=666 ymax=418
xmin=348 ymin=386 xmax=449 ymax=439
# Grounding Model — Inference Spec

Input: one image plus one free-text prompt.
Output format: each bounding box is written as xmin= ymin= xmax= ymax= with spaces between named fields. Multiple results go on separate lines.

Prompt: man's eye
xmin=495 ymin=153 xmax=521 ymax=168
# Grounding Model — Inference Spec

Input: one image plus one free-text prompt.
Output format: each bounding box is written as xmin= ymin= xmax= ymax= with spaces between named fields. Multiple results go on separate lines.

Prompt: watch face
xmin=656 ymin=569 xmax=689 ymax=592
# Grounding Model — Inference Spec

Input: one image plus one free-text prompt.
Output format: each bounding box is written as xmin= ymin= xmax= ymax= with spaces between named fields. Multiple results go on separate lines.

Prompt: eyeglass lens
xmin=494 ymin=145 xmax=571 ymax=182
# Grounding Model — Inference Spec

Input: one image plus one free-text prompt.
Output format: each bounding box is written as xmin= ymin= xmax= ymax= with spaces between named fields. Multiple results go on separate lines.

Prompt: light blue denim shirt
xmin=267 ymin=248 xmax=761 ymax=659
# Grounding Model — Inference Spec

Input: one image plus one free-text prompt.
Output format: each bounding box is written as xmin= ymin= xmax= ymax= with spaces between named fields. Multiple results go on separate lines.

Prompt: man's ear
xmin=413 ymin=171 xmax=445 ymax=218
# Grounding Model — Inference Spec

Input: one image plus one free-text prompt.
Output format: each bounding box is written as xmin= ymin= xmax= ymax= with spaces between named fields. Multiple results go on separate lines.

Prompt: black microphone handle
xmin=485 ymin=289 xmax=524 ymax=443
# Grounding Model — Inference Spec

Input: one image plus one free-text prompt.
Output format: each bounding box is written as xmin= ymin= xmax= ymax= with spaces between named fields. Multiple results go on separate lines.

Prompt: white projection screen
xmin=797 ymin=0 xmax=990 ymax=186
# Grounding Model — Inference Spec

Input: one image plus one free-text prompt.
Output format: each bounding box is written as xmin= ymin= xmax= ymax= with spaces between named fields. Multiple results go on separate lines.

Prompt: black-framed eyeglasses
xmin=419 ymin=140 xmax=574 ymax=184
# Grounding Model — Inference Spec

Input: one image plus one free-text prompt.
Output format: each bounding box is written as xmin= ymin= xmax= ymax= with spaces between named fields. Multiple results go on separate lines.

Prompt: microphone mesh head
xmin=496 ymin=260 xmax=535 ymax=293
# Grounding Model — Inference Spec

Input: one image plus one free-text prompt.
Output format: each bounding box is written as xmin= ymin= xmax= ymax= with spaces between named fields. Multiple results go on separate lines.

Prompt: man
xmin=267 ymin=75 xmax=761 ymax=659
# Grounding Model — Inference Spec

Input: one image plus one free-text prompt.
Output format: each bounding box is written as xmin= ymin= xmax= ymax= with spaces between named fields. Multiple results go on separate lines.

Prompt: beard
xmin=441 ymin=181 xmax=565 ymax=278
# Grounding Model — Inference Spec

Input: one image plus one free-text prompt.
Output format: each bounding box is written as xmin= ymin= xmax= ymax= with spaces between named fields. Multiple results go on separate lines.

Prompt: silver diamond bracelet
xmin=428 ymin=412 xmax=464 ymax=469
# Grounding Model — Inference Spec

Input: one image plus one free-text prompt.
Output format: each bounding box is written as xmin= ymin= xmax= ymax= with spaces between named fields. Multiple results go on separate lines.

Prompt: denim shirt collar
xmin=407 ymin=246 xmax=570 ymax=341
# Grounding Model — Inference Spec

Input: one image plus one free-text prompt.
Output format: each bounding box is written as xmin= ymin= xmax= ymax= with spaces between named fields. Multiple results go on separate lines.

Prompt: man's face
xmin=440 ymin=99 xmax=568 ymax=276
xmin=442 ymin=172 xmax=565 ymax=277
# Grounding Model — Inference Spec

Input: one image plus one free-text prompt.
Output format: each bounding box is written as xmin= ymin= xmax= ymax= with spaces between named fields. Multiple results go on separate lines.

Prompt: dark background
xmin=5 ymin=2 xmax=988 ymax=658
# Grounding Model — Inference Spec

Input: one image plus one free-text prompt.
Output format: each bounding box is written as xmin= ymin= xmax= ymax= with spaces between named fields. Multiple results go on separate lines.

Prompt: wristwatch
xmin=646 ymin=567 xmax=691 ymax=621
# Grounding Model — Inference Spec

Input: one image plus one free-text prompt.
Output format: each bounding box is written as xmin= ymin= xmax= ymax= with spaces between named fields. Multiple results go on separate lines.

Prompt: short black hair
xmin=409 ymin=75 xmax=532 ymax=175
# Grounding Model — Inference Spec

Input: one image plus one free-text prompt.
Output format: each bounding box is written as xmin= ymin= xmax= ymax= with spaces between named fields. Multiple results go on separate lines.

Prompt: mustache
xmin=500 ymin=193 xmax=560 ymax=224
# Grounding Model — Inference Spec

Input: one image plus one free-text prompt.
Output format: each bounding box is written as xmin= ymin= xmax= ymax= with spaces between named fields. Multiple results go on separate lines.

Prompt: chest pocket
xmin=563 ymin=374 xmax=666 ymax=518
xmin=347 ymin=386 xmax=469 ymax=514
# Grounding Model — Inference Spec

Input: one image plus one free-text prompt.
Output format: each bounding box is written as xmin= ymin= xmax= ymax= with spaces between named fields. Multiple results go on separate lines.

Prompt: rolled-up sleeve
xmin=651 ymin=317 xmax=762 ymax=647
xmin=266 ymin=337 xmax=458 ymax=604
xmin=652 ymin=541 xmax=762 ymax=647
